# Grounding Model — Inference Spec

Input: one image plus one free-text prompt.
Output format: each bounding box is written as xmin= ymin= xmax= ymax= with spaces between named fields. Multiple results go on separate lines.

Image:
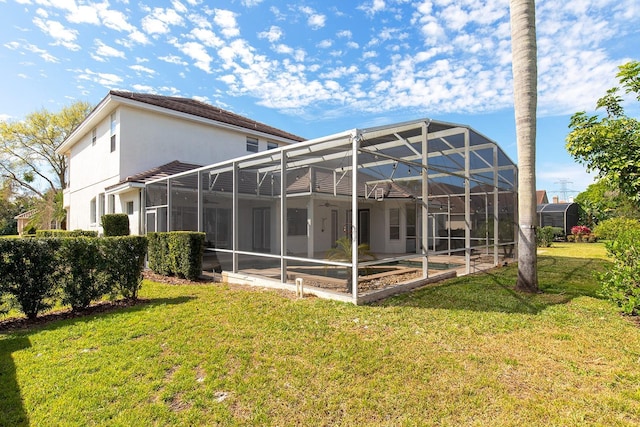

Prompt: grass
xmin=1 ymin=243 xmax=639 ymax=426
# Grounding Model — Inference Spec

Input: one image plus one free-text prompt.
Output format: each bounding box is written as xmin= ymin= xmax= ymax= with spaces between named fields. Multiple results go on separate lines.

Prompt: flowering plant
xmin=571 ymin=225 xmax=591 ymax=236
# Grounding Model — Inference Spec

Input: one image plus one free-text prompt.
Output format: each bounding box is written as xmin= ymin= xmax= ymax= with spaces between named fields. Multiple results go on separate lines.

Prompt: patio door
xmin=252 ymin=207 xmax=270 ymax=252
xmin=331 ymin=209 xmax=339 ymax=247
xmin=346 ymin=209 xmax=370 ymax=245
xmin=406 ymin=204 xmax=417 ymax=253
xmin=145 ymin=207 xmax=167 ymax=233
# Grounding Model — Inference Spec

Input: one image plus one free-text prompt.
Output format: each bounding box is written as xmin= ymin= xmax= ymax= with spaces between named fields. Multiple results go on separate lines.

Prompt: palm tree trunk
xmin=510 ymin=0 xmax=539 ymax=292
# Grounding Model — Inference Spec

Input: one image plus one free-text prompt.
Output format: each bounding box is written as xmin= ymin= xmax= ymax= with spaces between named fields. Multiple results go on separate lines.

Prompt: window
xmin=98 ymin=193 xmax=105 ymax=221
xmin=126 ymin=201 xmax=134 ymax=215
xmin=90 ymin=197 xmax=97 ymax=224
xmin=91 ymin=128 xmax=97 ymax=146
xmin=246 ymin=137 xmax=259 ymax=153
xmin=108 ymin=195 xmax=115 ymax=214
xmin=110 ymin=113 xmax=116 ymax=152
xmin=267 ymin=141 xmax=278 ymax=150
xmin=389 ymin=208 xmax=400 ymax=240
xmin=287 ymin=208 xmax=307 ymax=236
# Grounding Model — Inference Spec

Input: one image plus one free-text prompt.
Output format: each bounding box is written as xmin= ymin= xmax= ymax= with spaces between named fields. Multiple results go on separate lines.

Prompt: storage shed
xmin=537 ymin=202 xmax=579 ymax=235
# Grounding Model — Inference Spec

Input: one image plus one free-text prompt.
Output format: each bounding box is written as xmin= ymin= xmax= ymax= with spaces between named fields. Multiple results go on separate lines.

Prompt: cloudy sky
xmin=1 ymin=0 xmax=639 ymax=197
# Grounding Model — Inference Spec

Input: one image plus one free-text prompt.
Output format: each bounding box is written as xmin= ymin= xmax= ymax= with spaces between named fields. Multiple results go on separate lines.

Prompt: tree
xmin=574 ymin=179 xmax=640 ymax=228
xmin=0 ymin=101 xmax=93 ymax=198
xmin=566 ymin=61 xmax=640 ymax=202
xmin=510 ymin=0 xmax=539 ymax=292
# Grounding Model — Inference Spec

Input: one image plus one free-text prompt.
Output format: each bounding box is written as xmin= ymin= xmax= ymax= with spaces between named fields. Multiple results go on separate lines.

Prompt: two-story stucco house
xmin=57 ymin=91 xmax=304 ymax=235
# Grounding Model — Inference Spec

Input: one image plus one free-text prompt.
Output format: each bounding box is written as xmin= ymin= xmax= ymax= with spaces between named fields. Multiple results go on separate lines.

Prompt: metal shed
xmin=537 ymin=202 xmax=579 ymax=235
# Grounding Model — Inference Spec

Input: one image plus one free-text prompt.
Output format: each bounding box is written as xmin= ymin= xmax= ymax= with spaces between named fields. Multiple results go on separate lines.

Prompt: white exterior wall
xmin=119 ymin=107 xmax=263 ymax=178
xmin=64 ymin=110 xmax=121 ymax=233
xmin=64 ymin=104 xmax=289 ymax=235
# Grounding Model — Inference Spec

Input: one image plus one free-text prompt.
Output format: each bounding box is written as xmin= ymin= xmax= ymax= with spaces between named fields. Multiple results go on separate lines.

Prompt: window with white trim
xmin=98 ymin=193 xmax=105 ymax=222
xmin=267 ymin=141 xmax=278 ymax=150
xmin=90 ymin=197 xmax=97 ymax=224
xmin=389 ymin=208 xmax=400 ymax=240
xmin=108 ymin=195 xmax=115 ymax=214
xmin=110 ymin=113 xmax=116 ymax=152
xmin=126 ymin=201 xmax=134 ymax=215
xmin=246 ymin=137 xmax=259 ymax=153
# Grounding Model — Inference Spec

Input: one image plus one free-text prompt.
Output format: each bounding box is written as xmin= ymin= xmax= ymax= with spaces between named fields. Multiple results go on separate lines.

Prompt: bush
xmin=148 ymin=232 xmax=205 ymax=281
xmin=536 ymin=226 xmax=563 ymax=247
xmin=101 ymin=214 xmax=130 ymax=236
xmin=36 ymin=229 xmax=98 ymax=238
xmin=147 ymin=233 xmax=171 ymax=276
xmin=600 ymin=228 xmax=640 ymax=315
xmin=57 ymin=237 xmax=109 ymax=311
xmin=100 ymin=236 xmax=147 ymax=301
xmin=0 ymin=238 xmax=60 ymax=319
xmin=593 ymin=217 xmax=640 ymax=241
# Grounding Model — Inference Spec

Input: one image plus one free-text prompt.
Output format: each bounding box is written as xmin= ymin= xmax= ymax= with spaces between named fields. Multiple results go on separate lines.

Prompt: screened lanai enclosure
xmin=144 ymin=119 xmax=518 ymax=304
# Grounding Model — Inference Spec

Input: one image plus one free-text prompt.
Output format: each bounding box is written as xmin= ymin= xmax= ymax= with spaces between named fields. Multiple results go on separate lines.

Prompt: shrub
xmin=147 ymin=232 xmax=171 ymax=276
xmin=101 ymin=214 xmax=130 ymax=236
xmin=567 ymin=234 xmax=576 ymax=243
xmin=57 ymin=237 xmax=109 ymax=311
xmin=100 ymin=236 xmax=147 ymax=301
xmin=593 ymin=217 xmax=640 ymax=241
xmin=536 ymin=226 xmax=563 ymax=247
xmin=0 ymin=238 xmax=60 ymax=319
xmin=571 ymin=225 xmax=591 ymax=236
xmin=36 ymin=229 xmax=98 ymax=238
xmin=600 ymin=228 xmax=640 ymax=315
xmin=148 ymin=232 xmax=205 ymax=281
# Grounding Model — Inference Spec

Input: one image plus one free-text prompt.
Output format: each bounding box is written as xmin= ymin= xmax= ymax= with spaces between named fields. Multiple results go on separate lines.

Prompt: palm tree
xmin=510 ymin=0 xmax=539 ymax=292
xmin=325 ymin=236 xmax=375 ymax=293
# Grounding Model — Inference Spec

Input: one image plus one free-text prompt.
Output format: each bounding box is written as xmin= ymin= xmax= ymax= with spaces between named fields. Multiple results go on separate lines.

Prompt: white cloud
xmin=141 ymin=7 xmax=184 ymax=35
xmin=337 ymin=30 xmax=352 ymax=38
xmin=241 ymin=0 xmax=263 ymax=6
xmin=258 ymin=26 xmax=283 ymax=43
xmin=93 ymin=40 xmax=126 ymax=60
xmin=190 ymin=28 xmax=224 ymax=48
xmin=213 ymin=9 xmax=240 ymax=38
xmin=358 ymin=0 xmax=386 ymax=16
xmin=0 ymin=114 xmax=12 ymax=122
xmin=74 ymin=68 xmax=123 ymax=87
xmin=33 ymin=17 xmax=80 ymax=50
xmin=300 ymin=6 xmax=326 ymax=30
xmin=129 ymin=64 xmax=156 ymax=75
xmin=172 ymin=40 xmax=213 ymax=73
xmin=317 ymin=39 xmax=332 ymax=49
xmin=159 ymin=54 xmax=188 ymax=66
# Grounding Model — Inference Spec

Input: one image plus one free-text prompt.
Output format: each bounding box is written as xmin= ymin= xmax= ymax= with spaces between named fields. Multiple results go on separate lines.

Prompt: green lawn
xmin=1 ymin=243 xmax=639 ymax=426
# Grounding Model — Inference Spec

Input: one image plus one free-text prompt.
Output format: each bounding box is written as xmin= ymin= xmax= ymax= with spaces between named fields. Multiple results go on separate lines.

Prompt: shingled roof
xmin=109 ymin=90 xmax=305 ymax=142
xmin=106 ymin=160 xmax=202 ymax=190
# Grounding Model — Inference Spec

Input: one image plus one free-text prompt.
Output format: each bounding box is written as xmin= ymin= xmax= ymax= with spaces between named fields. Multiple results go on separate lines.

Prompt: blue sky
xmin=1 ymin=0 xmax=639 ymax=198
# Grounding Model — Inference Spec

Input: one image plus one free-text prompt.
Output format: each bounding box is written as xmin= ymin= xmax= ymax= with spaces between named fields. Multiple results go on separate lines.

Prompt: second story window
xmin=246 ymin=137 xmax=259 ymax=153
xmin=110 ymin=113 xmax=116 ymax=152
xmin=267 ymin=141 xmax=278 ymax=150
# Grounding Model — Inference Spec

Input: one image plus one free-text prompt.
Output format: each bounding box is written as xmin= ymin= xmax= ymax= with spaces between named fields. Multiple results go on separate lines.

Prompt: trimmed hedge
xmin=36 ymin=229 xmax=98 ymax=238
xmin=101 ymin=214 xmax=130 ymax=236
xmin=58 ymin=237 xmax=110 ymax=310
xmin=0 ymin=236 xmax=148 ymax=318
xmin=101 ymin=236 xmax=147 ymax=300
xmin=0 ymin=238 xmax=60 ymax=319
xmin=148 ymin=232 xmax=205 ymax=281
